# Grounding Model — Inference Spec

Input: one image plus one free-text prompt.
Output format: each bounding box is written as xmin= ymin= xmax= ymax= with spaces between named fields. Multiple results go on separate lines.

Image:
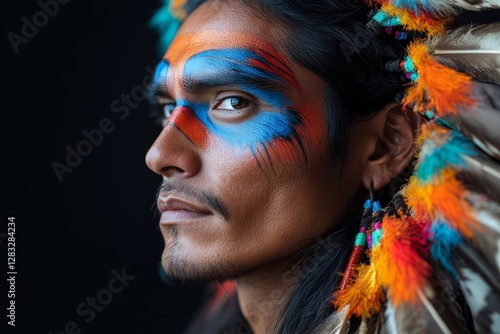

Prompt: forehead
xmin=166 ymin=30 xmax=287 ymax=65
xmin=164 ymin=1 xmax=289 ymax=64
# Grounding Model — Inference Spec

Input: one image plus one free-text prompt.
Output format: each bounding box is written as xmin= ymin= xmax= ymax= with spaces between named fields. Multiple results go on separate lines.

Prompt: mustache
xmin=154 ymin=181 xmax=229 ymax=220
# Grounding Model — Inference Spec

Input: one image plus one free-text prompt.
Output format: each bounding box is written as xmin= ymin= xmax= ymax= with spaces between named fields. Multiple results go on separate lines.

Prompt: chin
xmin=159 ymin=240 xmax=246 ymax=285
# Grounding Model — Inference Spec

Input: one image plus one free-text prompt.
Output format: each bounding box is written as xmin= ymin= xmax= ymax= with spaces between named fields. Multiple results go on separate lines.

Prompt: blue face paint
xmin=152 ymin=60 xmax=170 ymax=94
xmin=181 ymin=48 xmax=305 ymax=160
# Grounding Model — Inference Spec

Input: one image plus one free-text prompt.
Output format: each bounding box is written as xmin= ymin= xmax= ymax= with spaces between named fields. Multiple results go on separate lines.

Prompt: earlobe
xmin=362 ymin=103 xmax=421 ymax=191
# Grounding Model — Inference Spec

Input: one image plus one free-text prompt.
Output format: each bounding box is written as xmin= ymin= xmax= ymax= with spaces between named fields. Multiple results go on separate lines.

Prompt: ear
xmin=362 ymin=103 xmax=421 ymax=191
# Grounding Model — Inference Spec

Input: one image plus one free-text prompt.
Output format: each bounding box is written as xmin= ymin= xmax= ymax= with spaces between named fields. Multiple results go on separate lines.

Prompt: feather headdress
xmin=148 ymin=0 xmax=500 ymax=332
xmin=331 ymin=1 xmax=500 ymax=333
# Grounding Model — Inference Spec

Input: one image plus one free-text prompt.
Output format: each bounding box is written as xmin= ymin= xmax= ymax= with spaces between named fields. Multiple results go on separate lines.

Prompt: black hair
xmin=179 ymin=0 xmax=408 ymax=332
xmin=185 ymin=0 xmax=407 ymax=174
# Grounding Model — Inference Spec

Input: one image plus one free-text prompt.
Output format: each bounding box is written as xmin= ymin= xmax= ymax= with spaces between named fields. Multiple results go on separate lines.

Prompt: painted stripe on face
xmin=152 ymin=59 xmax=169 ymax=93
xmin=168 ymin=106 xmax=209 ymax=148
xmin=176 ymin=48 xmax=305 ymax=160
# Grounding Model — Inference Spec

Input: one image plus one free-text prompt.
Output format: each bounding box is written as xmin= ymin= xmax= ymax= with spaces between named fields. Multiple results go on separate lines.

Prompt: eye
xmin=162 ymin=102 xmax=176 ymax=119
xmin=149 ymin=101 xmax=176 ymax=127
xmin=215 ymin=96 xmax=250 ymax=110
xmin=212 ymin=95 xmax=256 ymax=123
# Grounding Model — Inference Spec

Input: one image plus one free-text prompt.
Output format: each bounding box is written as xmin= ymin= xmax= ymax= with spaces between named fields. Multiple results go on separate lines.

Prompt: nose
xmin=145 ymin=113 xmax=202 ymax=179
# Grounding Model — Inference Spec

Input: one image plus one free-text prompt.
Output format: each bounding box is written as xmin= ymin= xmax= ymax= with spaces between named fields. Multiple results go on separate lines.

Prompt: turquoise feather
xmin=417 ymin=129 xmax=476 ymax=182
xmin=430 ymin=221 xmax=462 ymax=275
xmin=149 ymin=0 xmax=181 ymax=56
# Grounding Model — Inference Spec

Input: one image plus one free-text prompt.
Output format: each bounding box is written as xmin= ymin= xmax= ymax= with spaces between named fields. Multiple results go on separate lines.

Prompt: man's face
xmin=146 ymin=1 xmax=365 ymax=281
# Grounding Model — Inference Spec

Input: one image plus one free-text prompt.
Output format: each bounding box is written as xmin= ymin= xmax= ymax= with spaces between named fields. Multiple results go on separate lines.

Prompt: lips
xmin=158 ymin=195 xmax=212 ymax=226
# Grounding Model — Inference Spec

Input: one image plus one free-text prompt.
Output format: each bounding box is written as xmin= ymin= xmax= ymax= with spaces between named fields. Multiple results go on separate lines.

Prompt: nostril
xmin=161 ymin=166 xmax=186 ymax=178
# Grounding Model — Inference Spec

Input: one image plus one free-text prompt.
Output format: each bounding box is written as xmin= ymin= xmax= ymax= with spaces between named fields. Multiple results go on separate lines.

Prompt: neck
xmin=235 ymin=257 xmax=301 ymax=334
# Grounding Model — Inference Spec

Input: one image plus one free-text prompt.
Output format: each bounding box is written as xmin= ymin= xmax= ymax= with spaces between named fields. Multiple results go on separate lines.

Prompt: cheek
xmin=297 ymin=100 xmax=328 ymax=149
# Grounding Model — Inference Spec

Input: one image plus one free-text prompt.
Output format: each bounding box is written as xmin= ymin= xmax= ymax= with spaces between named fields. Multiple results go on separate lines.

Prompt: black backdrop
xmin=3 ymin=1 xmax=202 ymax=333
xmin=3 ymin=2 xmax=500 ymax=334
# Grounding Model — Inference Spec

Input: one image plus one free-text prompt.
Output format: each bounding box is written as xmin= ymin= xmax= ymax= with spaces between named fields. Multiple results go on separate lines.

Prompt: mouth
xmin=158 ymin=195 xmax=213 ymax=226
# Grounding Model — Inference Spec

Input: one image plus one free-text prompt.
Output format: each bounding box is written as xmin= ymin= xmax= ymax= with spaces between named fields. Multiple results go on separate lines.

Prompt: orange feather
xmin=381 ymin=3 xmax=447 ymax=35
xmin=403 ymin=41 xmax=475 ymax=116
xmin=406 ymin=168 xmax=477 ymax=238
xmin=334 ymin=260 xmax=384 ymax=318
xmin=372 ymin=216 xmax=431 ymax=305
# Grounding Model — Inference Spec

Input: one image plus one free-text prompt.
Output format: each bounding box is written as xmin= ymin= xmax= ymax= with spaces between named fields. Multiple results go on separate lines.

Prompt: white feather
xmin=394 ymin=0 xmax=500 ymax=15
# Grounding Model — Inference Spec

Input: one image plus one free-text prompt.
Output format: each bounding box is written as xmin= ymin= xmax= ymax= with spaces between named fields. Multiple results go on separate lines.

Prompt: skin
xmin=146 ymin=1 xmax=419 ymax=332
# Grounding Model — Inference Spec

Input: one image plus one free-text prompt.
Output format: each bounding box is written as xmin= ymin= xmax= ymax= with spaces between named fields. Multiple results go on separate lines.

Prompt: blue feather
xmin=430 ymin=221 xmax=462 ymax=275
xmin=417 ymin=130 xmax=476 ymax=182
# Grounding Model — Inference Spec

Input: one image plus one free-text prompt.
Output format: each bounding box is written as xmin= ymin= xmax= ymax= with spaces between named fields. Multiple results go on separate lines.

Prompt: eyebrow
xmin=181 ymin=48 xmax=299 ymax=99
xmin=150 ymin=60 xmax=171 ymax=99
xmin=151 ymin=47 xmax=299 ymax=101
xmin=180 ymin=70 xmax=290 ymax=95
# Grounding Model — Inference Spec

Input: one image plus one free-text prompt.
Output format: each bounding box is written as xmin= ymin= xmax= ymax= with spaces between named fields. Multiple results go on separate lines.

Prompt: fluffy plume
xmin=407 ymin=168 xmax=477 ymax=238
xmin=149 ymin=0 xmax=183 ymax=56
xmin=372 ymin=215 xmax=430 ymax=305
xmin=406 ymin=123 xmax=478 ymax=237
xmin=403 ymin=41 xmax=476 ymax=115
xmin=334 ymin=261 xmax=384 ymax=318
xmin=430 ymin=221 xmax=463 ymax=274
xmin=427 ymin=23 xmax=500 ymax=84
xmin=415 ymin=125 xmax=476 ymax=182
xmin=380 ymin=3 xmax=447 ymax=35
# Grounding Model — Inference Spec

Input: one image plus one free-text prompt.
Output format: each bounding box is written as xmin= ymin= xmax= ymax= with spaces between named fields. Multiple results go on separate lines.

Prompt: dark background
xmin=2 ymin=1 xmax=203 ymax=333
xmin=2 ymin=1 xmax=500 ymax=334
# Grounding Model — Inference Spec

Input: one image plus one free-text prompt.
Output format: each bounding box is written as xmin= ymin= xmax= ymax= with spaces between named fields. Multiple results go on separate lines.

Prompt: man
xmin=146 ymin=0 xmax=500 ymax=333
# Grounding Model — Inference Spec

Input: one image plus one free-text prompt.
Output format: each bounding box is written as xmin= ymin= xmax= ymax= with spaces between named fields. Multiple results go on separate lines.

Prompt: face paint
xmin=146 ymin=1 xmax=367 ymax=287
xmin=153 ymin=32 xmax=309 ymax=165
xmin=152 ymin=60 xmax=169 ymax=94
xmin=180 ymin=48 xmax=304 ymax=159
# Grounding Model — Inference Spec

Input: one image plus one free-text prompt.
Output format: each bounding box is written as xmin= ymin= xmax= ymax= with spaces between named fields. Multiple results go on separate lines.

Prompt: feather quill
xmin=453 ymin=256 xmax=500 ymax=333
xmin=457 ymin=243 xmax=500 ymax=293
xmin=315 ymin=305 xmax=351 ymax=334
xmin=403 ymin=41 xmax=475 ymax=116
xmin=380 ymin=285 xmax=469 ymax=333
xmin=465 ymin=192 xmax=500 ymax=276
xmin=448 ymin=81 xmax=500 ymax=160
xmin=392 ymin=0 xmax=500 ymax=16
xmin=459 ymin=154 xmax=500 ymax=203
xmin=426 ymin=23 xmax=500 ymax=84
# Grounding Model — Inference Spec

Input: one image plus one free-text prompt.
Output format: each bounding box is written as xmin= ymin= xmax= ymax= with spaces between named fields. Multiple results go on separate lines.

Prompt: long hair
xmin=175 ymin=0 xmax=410 ymax=332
